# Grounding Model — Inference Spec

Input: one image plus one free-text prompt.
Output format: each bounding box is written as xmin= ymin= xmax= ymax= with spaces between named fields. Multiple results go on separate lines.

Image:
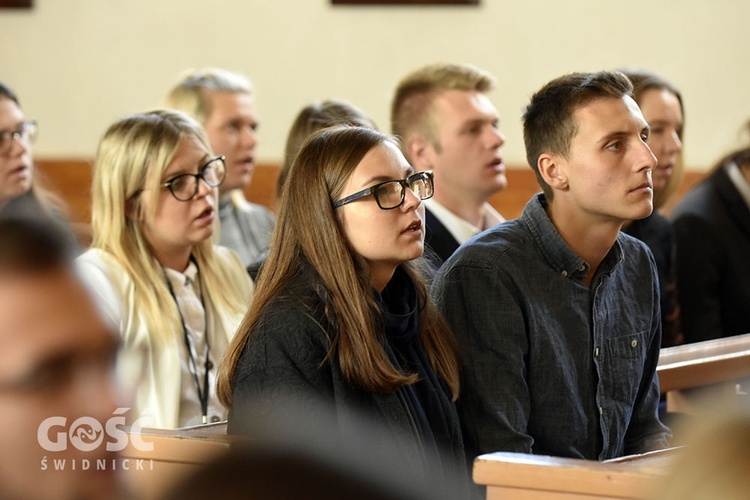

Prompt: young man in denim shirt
xmin=431 ymin=71 xmax=672 ymax=462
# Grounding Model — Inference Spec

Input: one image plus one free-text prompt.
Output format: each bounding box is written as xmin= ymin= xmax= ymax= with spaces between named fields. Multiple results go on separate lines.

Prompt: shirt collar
xmin=163 ymin=259 xmax=199 ymax=289
xmin=521 ymin=193 xmax=622 ymax=281
xmin=425 ymin=199 xmax=504 ymax=244
xmin=725 ymin=161 xmax=750 ymax=210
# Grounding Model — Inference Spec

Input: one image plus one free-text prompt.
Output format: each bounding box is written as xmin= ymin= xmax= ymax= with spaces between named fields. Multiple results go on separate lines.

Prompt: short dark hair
xmin=0 ymin=81 xmax=20 ymax=106
xmin=0 ymin=215 xmax=73 ymax=276
xmin=523 ymin=71 xmax=634 ymax=199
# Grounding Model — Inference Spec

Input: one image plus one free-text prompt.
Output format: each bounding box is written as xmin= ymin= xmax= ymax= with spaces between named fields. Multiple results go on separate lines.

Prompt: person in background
xmin=164 ymin=68 xmax=274 ymax=272
xmin=671 ymin=121 xmax=750 ymax=342
xmin=0 ymin=216 xmax=120 ymax=499
xmin=218 ymin=126 xmax=469 ymax=493
xmin=391 ymin=63 xmax=507 ymax=267
xmin=77 ymin=110 xmax=253 ymax=429
xmin=0 ymin=81 xmax=79 ymax=247
xmin=279 ymin=98 xmax=376 ymax=197
xmin=432 ymin=71 xmax=671 ymax=463
xmin=620 ymin=69 xmax=685 ymax=347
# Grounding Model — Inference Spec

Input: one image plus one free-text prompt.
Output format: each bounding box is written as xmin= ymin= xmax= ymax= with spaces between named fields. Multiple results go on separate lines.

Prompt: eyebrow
xmin=358 ymin=167 xmax=415 ymax=188
xmin=648 ymin=119 xmax=681 ymax=127
xmin=0 ymin=120 xmax=26 ymax=133
xmin=163 ymin=154 xmax=211 ymax=180
xmin=462 ymin=116 xmax=498 ymax=127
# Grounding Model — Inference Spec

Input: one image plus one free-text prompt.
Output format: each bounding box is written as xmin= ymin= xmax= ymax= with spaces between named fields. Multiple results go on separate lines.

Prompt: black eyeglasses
xmin=333 ymin=170 xmax=434 ymax=210
xmin=0 ymin=120 xmax=37 ymax=155
xmin=161 ymin=156 xmax=226 ymax=201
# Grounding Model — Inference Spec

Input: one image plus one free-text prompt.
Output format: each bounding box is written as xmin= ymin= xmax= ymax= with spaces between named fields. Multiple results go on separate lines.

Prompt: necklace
xmin=162 ymin=259 xmax=213 ymax=424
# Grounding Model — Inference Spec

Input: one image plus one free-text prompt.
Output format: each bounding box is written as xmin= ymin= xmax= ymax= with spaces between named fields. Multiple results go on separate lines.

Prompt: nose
xmin=196 ymin=176 xmax=213 ymax=198
xmin=487 ymin=125 xmax=505 ymax=149
xmin=639 ymin=140 xmax=658 ymax=172
xmin=69 ymin=355 xmax=119 ymax=422
xmin=6 ymin=132 xmax=31 ymax=157
xmin=401 ymin=185 xmax=422 ymax=211
xmin=241 ymin=126 xmax=258 ymax=149
xmin=667 ymin=129 xmax=683 ymax=154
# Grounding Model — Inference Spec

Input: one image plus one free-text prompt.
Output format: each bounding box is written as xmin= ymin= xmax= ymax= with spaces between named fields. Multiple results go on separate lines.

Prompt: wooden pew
xmin=657 ymin=333 xmax=750 ymax=412
xmin=120 ymin=422 xmax=234 ymax=500
xmin=474 ymin=447 xmax=680 ymax=499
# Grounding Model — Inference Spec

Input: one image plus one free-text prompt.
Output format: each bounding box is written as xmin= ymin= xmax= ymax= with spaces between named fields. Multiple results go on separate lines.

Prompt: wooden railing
xmin=657 ymin=332 xmax=750 ymax=412
xmin=121 ymin=422 xmax=233 ymax=500
xmin=474 ymin=447 xmax=680 ymax=499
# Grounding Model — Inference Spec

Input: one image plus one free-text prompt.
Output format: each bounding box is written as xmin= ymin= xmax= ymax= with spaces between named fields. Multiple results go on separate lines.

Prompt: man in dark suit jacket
xmin=391 ymin=63 xmax=508 ymax=267
xmin=671 ymin=149 xmax=750 ymax=342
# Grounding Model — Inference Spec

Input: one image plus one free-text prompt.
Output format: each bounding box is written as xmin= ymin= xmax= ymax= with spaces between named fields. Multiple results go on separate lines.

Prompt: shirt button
xmin=599 ymin=406 xmax=603 ymax=415
xmin=595 ymin=347 xmax=600 ymax=357
xmin=631 ymin=340 xmax=638 ymax=348
xmin=561 ymin=270 xmax=568 ymax=277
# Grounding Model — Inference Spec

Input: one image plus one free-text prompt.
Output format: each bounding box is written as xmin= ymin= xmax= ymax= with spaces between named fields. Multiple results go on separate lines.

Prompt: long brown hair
xmin=218 ymin=126 xmax=459 ymax=407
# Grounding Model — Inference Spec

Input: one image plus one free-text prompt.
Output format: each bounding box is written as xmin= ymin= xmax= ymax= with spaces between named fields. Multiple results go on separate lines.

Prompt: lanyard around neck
xmin=162 ymin=260 xmax=212 ymax=424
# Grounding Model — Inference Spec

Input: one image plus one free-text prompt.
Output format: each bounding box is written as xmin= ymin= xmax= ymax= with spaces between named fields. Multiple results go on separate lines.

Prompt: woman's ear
xmin=125 ymin=197 xmax=138 ymax=220
xmin=538 ymin=153 xmax=569 ymax=191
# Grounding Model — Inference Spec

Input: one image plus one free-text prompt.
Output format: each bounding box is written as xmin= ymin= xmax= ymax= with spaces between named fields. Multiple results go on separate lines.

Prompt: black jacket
xmin=424 ymin=208 xmax=460 ymax=269
xmin=671 ymin=166 xmax=750 ymax=341
xmin=228 ymin=265 xmax=469 ymax=493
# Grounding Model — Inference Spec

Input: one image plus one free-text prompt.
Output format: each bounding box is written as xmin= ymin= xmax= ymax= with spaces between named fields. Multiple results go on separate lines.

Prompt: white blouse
xmin=77 ymin=246 xmax=253 ymax=429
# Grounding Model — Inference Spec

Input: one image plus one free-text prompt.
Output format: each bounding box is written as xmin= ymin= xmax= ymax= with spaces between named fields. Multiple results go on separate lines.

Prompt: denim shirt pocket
xmin=605 ymin=330 xmax=648 ymax=405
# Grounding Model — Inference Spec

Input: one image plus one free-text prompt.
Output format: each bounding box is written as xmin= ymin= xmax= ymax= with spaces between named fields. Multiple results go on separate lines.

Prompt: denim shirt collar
xmin=521 ymin=193 xmax=624 ymax=281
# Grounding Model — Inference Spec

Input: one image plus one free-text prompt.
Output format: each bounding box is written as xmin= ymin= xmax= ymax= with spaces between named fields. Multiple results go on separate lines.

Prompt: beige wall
xmin=1 ymin=0 xmax=748 ymax=170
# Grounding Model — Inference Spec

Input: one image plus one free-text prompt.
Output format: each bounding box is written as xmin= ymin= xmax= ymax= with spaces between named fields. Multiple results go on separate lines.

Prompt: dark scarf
xmin=377 ymin=267 xmax=454 ymax=459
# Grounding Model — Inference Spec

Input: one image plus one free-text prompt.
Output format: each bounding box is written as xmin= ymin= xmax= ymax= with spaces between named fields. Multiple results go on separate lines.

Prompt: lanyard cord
xmin=162 ymin=260 xmax=212 ymax=424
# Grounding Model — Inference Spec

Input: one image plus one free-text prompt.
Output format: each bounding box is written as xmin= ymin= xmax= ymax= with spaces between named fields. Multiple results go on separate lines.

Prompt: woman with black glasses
xmin=218 ymin=126 xmax=469 ymax=492
xmin=77 ymin=109 xmax=253 ymax=429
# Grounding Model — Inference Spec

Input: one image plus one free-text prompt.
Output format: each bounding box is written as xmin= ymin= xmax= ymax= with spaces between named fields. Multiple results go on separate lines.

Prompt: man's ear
xmin=405 ymin=135 xmax=434 ymax=171
xmin=538 ymin=153 xmax=569 ymax=191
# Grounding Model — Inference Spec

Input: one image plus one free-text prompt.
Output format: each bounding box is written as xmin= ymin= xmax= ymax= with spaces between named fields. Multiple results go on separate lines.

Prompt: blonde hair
xmin=391 ymin=62 xmax=495 ymax=158
xmin=218 ymin=126 xmax=459 ymax=407
xmin=90 ymin=109 xmax=247 ymax=344
xmin=163 ymin=67 xmax=253 ymax=125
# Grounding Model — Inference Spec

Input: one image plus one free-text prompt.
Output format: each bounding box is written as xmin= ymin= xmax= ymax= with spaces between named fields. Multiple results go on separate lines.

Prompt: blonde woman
xmin=78 ymin=110 xmax=253 ymax=429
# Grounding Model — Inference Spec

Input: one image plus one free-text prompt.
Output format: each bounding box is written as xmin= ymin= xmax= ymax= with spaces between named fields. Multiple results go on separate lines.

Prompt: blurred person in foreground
xmin=0 ymin=215 xmax=121 ymax=499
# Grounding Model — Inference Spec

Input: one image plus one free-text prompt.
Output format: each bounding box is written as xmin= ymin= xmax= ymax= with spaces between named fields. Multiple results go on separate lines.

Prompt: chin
xmin=630 ymin=204 xmax=654 ymax=221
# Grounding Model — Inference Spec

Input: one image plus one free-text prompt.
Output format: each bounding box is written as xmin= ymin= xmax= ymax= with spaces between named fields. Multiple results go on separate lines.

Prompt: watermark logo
xmin=37 ymin=408 xmax=154 ymax=453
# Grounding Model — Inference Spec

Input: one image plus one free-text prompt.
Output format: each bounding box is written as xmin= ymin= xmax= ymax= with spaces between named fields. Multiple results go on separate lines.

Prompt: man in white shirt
xmin=391 ymin=63 xmax=508 ymax=267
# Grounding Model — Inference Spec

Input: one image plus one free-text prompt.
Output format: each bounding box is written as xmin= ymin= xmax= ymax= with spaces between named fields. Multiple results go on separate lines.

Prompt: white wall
xmin=1 ymin=0 xmax=748 ymax=170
